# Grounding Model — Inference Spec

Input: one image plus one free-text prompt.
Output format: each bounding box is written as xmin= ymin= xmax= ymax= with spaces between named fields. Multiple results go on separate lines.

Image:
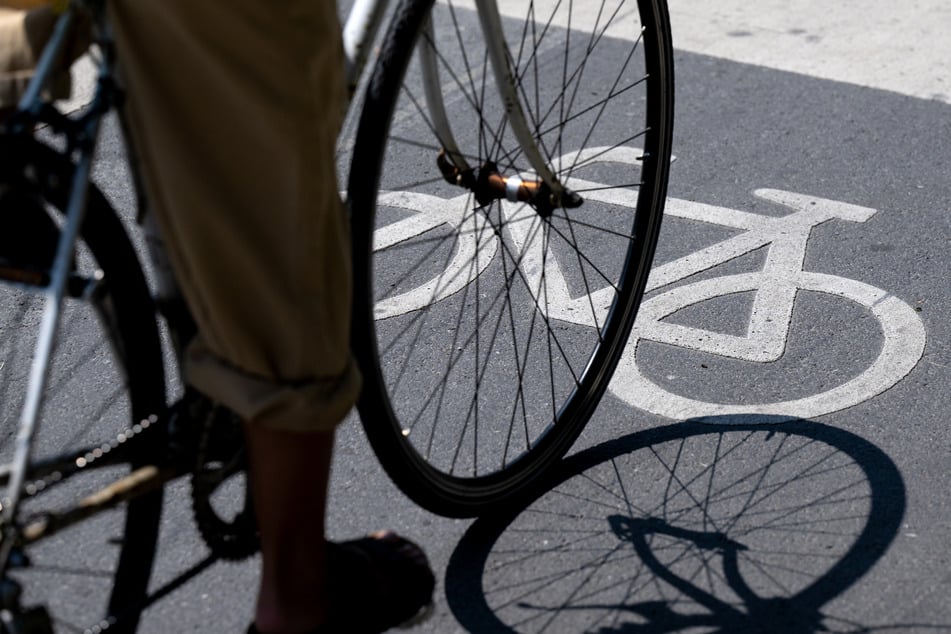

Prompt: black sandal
xmin=249 ymin=531 xmax=435 ymax=634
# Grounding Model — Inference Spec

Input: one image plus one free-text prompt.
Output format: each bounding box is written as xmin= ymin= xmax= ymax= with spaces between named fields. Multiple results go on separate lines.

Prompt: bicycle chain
xmin=21 ymin=393 xmax=259 ymax=561
xmin=22 ymin=414 xmax=162 ymax=498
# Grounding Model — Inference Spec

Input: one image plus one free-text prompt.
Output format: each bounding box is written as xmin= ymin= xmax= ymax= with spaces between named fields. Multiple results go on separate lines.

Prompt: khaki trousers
xmin=3 ymin=1 xmax=361 ymax=431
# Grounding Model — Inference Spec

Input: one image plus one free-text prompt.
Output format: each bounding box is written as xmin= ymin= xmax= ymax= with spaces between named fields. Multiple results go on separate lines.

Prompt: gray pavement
xmin=6 ymin=1 xmax=950 ymax=632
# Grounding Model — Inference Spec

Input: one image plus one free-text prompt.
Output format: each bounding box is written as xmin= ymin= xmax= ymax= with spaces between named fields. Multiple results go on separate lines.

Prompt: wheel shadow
xmin=446 ymin=417 xmax=938 ymax=633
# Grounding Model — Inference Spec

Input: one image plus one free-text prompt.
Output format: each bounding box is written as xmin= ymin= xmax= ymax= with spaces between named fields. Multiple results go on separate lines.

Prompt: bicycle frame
xmin=0 ymin=5 xmax=119 ymax=586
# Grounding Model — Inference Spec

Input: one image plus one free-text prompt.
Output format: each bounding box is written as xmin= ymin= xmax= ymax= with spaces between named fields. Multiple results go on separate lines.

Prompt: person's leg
xmin=245 ymin=427 xmax=334 ymax=633
xmin=108 ymin=2 xmax=353 ymax=630
xmin=107 ymin=3 xmax=431 ymax=632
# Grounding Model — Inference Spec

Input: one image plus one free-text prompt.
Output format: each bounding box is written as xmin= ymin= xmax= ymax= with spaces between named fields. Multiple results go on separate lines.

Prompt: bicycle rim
xmin=0 ymin=138 xmax=166 ymax=632
xmin=350 ymin=0 xmax=674 ymax=517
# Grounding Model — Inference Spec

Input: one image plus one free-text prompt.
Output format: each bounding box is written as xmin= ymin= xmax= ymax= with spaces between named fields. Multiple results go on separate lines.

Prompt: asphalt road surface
xmin=2 ymin=1 xmax=948 ymax=632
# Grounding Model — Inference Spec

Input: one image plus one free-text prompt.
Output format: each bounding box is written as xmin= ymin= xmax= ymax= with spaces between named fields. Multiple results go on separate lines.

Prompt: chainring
xmin=188 ymin=395 xmax=259 ymax=560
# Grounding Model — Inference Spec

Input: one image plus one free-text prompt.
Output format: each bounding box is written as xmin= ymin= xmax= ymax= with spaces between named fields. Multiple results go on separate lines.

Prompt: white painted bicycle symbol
xmin=610 ymin=189 xmax=926 ymax=422
xmin=373 ymin=150 xmax=926 ymax=422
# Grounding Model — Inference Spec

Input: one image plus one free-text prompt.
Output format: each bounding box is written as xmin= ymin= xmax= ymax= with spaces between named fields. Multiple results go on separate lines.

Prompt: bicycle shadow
xmin=445 ymin=417 xmax=936 ymax=633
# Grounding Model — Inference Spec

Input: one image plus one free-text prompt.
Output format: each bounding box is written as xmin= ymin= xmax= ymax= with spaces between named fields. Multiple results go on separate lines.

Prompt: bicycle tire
xmin=0 ymin=136 xmax=166 ymax=633
xmin=349 ymin=0 xmax=674 ymax=517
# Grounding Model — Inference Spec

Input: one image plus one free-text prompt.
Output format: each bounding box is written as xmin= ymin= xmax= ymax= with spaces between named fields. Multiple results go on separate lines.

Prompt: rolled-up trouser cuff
xmin=186 ymin=337 xmax=362 ymax=433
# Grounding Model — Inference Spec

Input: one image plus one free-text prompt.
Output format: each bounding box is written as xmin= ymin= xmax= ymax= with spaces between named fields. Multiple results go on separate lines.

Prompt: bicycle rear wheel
xmin=350 ymin=0 xmax=674 ymax=517
xmin=0 ymin=137 xmax=166 ymax=632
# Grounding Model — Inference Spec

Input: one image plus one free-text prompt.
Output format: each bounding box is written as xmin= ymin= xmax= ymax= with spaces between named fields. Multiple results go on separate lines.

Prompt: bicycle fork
xmin=418 ymin=1 xmax=584 ymax=216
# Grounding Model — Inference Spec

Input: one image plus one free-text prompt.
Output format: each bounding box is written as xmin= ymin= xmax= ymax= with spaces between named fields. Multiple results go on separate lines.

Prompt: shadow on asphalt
xmin=445 ymin=417 xmax=942 ymax=633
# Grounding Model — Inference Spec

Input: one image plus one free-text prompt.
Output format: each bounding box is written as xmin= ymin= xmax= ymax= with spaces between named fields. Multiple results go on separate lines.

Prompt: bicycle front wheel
xmin=350 ymin=0 xmax=674 ymax=517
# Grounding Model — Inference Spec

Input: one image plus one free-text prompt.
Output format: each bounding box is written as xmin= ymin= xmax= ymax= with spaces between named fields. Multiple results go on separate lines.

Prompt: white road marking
xmin=668 ymin=0 xmax=951 ymax=104
xmin=58 ymin=54 xmax=97 ymax=114
xmin=608 ymin=189 xmax=927 ymax=421
xmin=456 ymin=0 xmax=951 ymax=103
xmin=372 ymin=143 xmax=927 ymax=420
xmin=613 ymin=271 xmax=927 ymax=422
xmin=373 ymin=190 xmax=498 ymax=319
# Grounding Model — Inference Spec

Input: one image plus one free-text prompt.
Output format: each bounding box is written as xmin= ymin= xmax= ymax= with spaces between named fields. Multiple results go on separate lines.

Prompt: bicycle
xmin=0 ymin=0 xmax=674 ymax=630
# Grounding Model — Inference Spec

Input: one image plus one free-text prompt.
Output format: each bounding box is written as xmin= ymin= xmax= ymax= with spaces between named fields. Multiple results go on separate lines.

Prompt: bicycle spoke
xmin=351 ymin=0 xmax=673 ymax=513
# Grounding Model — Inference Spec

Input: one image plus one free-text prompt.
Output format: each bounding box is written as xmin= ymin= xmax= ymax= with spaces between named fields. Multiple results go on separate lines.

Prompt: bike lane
xmin=393 ymin=5 xmax=951 ymax=633
xmin=62 ymin=3 xmax=947 ymax=631
xmin=527 ymin=25 xmax=951 ymax=634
